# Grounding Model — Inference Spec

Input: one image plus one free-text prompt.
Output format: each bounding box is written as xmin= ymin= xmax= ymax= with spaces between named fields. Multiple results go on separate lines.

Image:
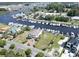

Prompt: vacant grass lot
xmin=35 ymin=32 xmax=64 ymax=50
xmin=14 ymin=31 xmax=29 ymax=43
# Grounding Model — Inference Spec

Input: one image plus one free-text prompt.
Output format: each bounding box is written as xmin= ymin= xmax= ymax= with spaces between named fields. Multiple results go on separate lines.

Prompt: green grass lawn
xmin=68 ymin=20 xmax=79 ymax=25
xmin=35 ymin=32 xmax=64 ymax=50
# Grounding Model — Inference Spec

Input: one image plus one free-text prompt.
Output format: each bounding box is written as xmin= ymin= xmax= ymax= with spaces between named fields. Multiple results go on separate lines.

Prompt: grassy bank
xmin=35 ymin=32 xmax=64 ymax=50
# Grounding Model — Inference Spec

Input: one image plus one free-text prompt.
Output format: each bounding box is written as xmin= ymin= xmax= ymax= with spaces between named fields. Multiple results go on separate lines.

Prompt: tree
xmin=35 ymin=52 xmax=44 ymax=57
xmin=55 ymin=16 xmax=69 ymax=22
xmin=15 ymin=52 xmax=22 ymax=57
xmin=25 ymin=49 xmax=32 ymax=57
xmin=38 ymin=15 xmax=44 ymax=20
xmin=15 ymin=50 xmax=26 ymax=57
xmin=44 ymin=15 xmax=54 ymax=21
xmin=9 ymin=44 xmax=15 ymax=49
xmin=0 ymin=49 xmax=7 ymax=55
xmin=5 ymin=50 xmax=16 ymax=57
xmin=39 ymin=15 xmax=54 ymax=21
xmin=46 ymin=2 xmax=65 ymax=12
xmin=0 ymin=40 xmax=6 ymax=47
xmin=67 ymin=9 xmax=79 ymax=17
xmin=67 ymin=9 xmax=76 ymax=17
xmin=25 ymin=26 xmax=31 ymax=31
xmin=50 ymin=40 xmax=54 ymax=44
xmin=0 ymin=8 xmax=7 ymax=11
xmin=32 ymin=7 xmax=39 ymax=13
xmin=33 ymin=13 xmax=39 ymax=19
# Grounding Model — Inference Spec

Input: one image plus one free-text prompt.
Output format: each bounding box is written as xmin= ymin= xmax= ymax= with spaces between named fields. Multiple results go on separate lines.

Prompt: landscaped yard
xmin=14 ymin=31 xmax=30 ymax=43
xmin=35 ymin=32 xmax=64 ymax=50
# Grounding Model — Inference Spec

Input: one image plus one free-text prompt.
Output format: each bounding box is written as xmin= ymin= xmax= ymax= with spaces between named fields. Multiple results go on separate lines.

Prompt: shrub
xmin=0 ymin=40 xmax=6 ymax=47
xmin=55 ymin=16 xmax=69 ymax=22
xmin=5 ymin=50 xmax=16 ymax=57
xmin=35 ymin=52 xmax=44 ymax=57
xmin=25 ymin=49 xmax=31 ymax=57
xmin=67 ymin=9 xmax=79 ymax=17
xmin=15 ymin=50 xmax=26 ymax=57
xmin=39 ymin=15 xmax=54 ymax=21
xmin=0 ymin=49 xmax=7 ymax=55
xmin=53 ymin=50 xmax=59 ymax=57
xmin=0 ymin=8 xmax=7 ymax=11
xmin=44 ymin=15 xmax=54 ymax=21
xmin=9 ymin=44 xmax=15 ymax=49
xmin=25 ymin=26 xmax=31 ymax=31
xmin=46 ymin=2 xmax=65 ymax=12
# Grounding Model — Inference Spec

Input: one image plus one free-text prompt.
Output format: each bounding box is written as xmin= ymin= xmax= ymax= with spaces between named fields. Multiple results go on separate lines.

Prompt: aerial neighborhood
xmin=0 ymin=2 xmax=79 ymax=57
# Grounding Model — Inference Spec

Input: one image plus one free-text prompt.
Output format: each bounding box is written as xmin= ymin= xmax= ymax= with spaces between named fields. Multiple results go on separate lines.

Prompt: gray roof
xmin=68 ymin=37 xmax=79 ymax=46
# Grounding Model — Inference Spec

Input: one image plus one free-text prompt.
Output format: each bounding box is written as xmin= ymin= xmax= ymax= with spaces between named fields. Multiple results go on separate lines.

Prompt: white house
xmin=28 ymin=29 xmax=43 ymax=39
xmin=71 ymin=16 xmax=79 ymax=20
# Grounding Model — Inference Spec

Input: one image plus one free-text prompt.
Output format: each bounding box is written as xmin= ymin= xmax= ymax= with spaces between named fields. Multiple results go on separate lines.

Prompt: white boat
xmin=71 ymin=32 xmax=75 ymax=37
xmin=50 ymin=23 xmax=53 ymax=25
xmin=38 ymin=21 xmax=41 ymax=23
xmin=42 ymin=22 xmax=44 ymax=24
xmin=46 ymin=22 xmax=49 ymax=25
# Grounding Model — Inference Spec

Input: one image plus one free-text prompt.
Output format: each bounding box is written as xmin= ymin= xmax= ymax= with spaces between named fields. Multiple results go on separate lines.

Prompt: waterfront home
xmin=28 ymin=29 xmax=43 ymax=39
xmin=71 ymin=16 xmax=79 ymax=20
xmin=9 ymin=26 xmax=17 ymax=35
xmin=65 ymin=37 xmax=79 ymax=56
xmin=9 ymin=25 xmax=23 ymax=34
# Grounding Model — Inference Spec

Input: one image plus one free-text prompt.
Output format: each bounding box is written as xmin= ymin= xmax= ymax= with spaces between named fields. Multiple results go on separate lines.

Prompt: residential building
xmin=28 ymin=29 xmax=43 ymax=39
xmin=64 ymin=37 xmax=79 ymax=56
xmin=71 ymin=16 xmax=79 ymax=20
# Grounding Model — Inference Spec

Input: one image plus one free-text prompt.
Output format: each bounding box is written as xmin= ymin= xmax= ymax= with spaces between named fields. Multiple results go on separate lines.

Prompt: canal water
xmin=0 ymin=11 xmax=79 ymax=37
